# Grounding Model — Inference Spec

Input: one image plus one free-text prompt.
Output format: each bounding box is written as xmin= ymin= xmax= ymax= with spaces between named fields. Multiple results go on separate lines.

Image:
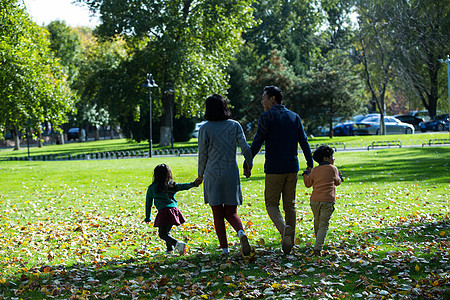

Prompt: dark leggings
xmin=158 ymin=225 xmax=178 ymax=251
xmin=211 ymin=205 xmax=244 ymax=249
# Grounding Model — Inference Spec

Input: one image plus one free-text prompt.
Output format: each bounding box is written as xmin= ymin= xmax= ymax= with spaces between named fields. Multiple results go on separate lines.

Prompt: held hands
xmin=243 ymin=166 xmax=252 ymax=178
xmin=194 ymin=176 xmax=203 ymax=187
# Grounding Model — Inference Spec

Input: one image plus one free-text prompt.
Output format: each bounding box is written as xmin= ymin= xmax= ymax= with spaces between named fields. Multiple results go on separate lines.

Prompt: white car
xmin=353 ymin=116 xmax=415 ymax=135
xmin=192 ymin=121 xmax=207 ymax=138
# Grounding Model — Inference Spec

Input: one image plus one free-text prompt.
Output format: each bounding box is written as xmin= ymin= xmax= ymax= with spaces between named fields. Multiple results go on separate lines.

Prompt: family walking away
xmin=144 ymin=163 xmax=202 ymax=255
xmin=197 ymin=94 xmax=253 ymax=256
xmin=244 ymin=86 xmax=313 ymax=255
xmin=144 ymin=88 xmax=342 ymax=258
xmin=303 ymin=145 xmax=343 ymax=257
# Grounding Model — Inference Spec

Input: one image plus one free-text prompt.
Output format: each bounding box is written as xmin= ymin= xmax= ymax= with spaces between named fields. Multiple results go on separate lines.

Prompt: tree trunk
xmin=37 ymin=130 xmax=43 ymax=148
xmin=110 ymin=125 xmax=114 ymax=139
xmin=57 ymin=132 xmax=65 ymax=145
xmin=328 ymin=100 xmax=334 ymax=138
xmin=159 ymin=94 xmax=173 ymax=147
xmin=13 ymin=125 xmax=20 ymax=151
xmin=94 ymin=126 xmax=99 ymax=141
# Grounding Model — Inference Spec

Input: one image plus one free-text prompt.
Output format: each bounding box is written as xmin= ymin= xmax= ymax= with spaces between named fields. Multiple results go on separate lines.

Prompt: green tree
xmin=0 ymin=0 xmax=74 ymax=150
xmin=72 ymin=30 xmax=127 ymax=140
xmin=294 ymin=55 xmax=366 ymax=137
xmin=353 ymin=0 xmax=405 ymax=135
xmin=78 ymin=0 xmax=255 ymax=146
xmin=393 ymin=0 xmax=450 ymax=118
xmin=47 ymin=21 xmax=82 ymax=83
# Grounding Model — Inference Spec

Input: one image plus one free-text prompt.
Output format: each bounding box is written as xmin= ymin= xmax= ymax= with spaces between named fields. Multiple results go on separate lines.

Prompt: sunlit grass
xmin=0 ymin=147 xmax=448 ymax=298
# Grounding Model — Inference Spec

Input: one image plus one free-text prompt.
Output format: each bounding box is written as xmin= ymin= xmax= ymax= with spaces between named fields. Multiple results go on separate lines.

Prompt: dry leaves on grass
xmin=1 ymin=213 xmax=448 ymax=299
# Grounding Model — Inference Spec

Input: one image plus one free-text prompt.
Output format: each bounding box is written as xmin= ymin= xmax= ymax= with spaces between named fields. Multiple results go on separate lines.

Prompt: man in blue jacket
xmin=244 ymin=85 xmax=313 ymax=254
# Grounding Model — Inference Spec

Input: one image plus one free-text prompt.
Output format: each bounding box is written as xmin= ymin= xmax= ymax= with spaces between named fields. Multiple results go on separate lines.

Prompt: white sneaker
xmin=175 ymin=241 xmax=186 ymax=255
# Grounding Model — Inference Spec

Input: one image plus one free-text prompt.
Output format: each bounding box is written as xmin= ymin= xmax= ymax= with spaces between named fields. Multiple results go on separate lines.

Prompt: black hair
xmin=263 ymin=86 xmax=283 ymax=104
xmin=204 ymin=94 xmax=232 ymax=121
xmin=313 ymin=145 xmax=334 ymax=164
xmin=152 ymin=163 xmax=175 ymax=193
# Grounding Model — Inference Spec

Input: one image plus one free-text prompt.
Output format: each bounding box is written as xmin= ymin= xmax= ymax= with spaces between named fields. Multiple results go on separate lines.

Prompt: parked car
xmin=353 ymin=116 xmax=415 ymax=135
xmin=332 ymin=114 xmax=378 ymax=136
xmin=67 ymin=128 xmax=80 ymax=140
xmin=192 ymin=121 xmax=207 ymax=138
xmin=419 ymin=114 xmax=449 ymax=132
xmin=393 ymin=114 xmax=424 ymax=131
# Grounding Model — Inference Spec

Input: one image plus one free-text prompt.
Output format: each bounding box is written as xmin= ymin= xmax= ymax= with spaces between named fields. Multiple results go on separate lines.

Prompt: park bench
xmin=367 ymin=140 xmax=402 ymax=151
xmin=422 ymin=138 xmax=450 ymax=147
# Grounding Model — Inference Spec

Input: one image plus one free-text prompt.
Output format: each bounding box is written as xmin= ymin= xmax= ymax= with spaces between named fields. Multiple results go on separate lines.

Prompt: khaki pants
xmin=310 ymin=201 xmax=335 ymax=251
xmin=265 ymin=173 xmax=298 ymax=238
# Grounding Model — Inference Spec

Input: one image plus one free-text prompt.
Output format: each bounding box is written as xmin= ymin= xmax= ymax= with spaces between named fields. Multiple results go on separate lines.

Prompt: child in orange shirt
xmin=302 ymin=145 xmax=343 ymax=257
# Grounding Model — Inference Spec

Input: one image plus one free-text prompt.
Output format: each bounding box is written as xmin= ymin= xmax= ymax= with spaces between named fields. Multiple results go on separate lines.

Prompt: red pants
xmin=211 ymin=205 xmax=244 ymax=249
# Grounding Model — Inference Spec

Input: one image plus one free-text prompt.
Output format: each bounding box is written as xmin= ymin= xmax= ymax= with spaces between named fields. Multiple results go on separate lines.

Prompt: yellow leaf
xmin=0 ymin=278 xmax=6 ymax=284
xmin=440 ymin=231 xmax=445 ymax=236
xmin=415 ymin=265 xmax=420 ymax=272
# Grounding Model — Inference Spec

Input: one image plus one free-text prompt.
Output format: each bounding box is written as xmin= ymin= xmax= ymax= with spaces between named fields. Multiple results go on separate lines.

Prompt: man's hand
xmin=243 ymin=167 xmax=252 ymax=178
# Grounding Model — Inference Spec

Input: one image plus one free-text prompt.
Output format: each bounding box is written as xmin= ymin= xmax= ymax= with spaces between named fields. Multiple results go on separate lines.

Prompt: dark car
xmin=333 ymin=123 xmax=355 ymax=136
xmin=393 ymin=114 xmax=424 ymax=131
xmin=419 ymin=114 xmax=449 ymax=132
xmin=67 ymin=128 xmax=80 ymax=140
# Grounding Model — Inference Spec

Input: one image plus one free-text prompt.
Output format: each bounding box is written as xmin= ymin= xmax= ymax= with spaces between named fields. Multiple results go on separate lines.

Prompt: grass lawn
xmin=0 ymin=141 xmax=449 ymax=298
xmin=1 ymin=132 xmax=449 ymax=159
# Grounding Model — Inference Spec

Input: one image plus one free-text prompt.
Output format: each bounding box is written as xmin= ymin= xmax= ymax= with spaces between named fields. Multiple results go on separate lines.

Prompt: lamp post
xmin=142 ymin=74 xmax=158 ymax=157
xmin=165 ymin=84 xmax=175 ymax=149
xmin=438 ymin=55 xmax=450 ymax=137
xmin=26 ymin=120 xmax=31 ymax=160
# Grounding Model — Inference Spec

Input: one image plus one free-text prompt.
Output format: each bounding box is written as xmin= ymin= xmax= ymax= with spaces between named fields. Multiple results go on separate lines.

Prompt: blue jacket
xmin=250 ymin=105 xmax=313 ymax=174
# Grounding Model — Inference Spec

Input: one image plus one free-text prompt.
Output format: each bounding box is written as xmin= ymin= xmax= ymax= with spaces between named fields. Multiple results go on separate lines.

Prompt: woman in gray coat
xmin=198 ymin=94 xmax=253 ymax=256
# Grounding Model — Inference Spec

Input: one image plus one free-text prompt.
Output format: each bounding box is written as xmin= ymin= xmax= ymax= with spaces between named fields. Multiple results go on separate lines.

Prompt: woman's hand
xmin=194 ymin=176 xmax=203 ymax=187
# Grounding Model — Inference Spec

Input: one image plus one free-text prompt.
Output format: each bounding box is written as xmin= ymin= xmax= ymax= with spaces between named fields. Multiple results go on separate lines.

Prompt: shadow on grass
xmin=341 ymin=147 xmax=450 ymax=184
xmin=1 ymin=217 xmax=448 ymax=299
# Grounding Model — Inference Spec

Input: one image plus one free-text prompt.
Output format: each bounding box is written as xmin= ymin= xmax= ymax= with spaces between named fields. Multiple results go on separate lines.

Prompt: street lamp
xmin=165 ymin=84 xmax=175 ymax=149
xmin=438 ymin=55 xmax=450 ymax=137
xmin=142 ymin=74 xmax=158 ymax=157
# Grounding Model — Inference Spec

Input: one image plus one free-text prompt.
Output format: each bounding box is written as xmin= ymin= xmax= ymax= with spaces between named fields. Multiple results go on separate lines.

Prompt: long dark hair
xmin=204 ymin=94 xmax=232 ymax=121
xmin=152 ymin=163 xmax=175 ymax=193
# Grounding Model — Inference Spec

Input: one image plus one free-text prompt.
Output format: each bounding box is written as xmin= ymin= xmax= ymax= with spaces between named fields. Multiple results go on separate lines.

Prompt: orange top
xmin=303 ymin=163 xmax=342 ymax=203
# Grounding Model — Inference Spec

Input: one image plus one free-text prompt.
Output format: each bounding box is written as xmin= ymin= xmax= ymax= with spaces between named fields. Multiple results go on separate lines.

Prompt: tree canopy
xmin=0 ymin=0 xmax=74 ymax=149
xmin=77 ymin=0 xmax=256 ymax=145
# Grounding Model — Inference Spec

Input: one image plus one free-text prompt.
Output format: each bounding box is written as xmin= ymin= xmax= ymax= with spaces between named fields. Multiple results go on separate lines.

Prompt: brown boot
xmin=282 ymin=225 xmax=294 ymax=255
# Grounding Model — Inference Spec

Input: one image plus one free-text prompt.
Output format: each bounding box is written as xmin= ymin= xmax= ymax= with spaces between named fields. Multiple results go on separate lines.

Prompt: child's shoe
xmin=282 ymin=225 xmax=294 ymax=254
xmin=175 ymin=241 xmax=187 ymax=255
